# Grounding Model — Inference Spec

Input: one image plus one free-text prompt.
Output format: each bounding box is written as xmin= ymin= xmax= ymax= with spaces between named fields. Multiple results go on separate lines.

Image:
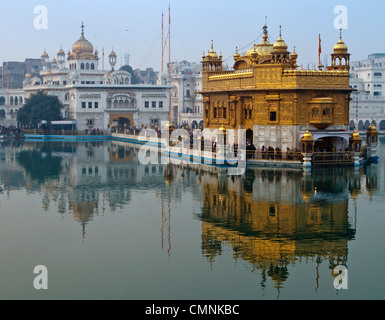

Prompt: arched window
xmin=0 ymin=97 xmax=5 ymax=105
xmin=86 ymin=63 xmax=89 ymax=70
xmin=81 ymin=63 xmax=85 ymax=69
xmin=91 ymin=63 xmax=95 ymax=70
xmin=10 ymin=97 xmax=13 ymax=105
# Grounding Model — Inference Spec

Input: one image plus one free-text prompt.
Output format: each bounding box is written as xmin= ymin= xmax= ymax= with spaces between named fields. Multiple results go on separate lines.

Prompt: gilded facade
xmin=200 ymin=25 xmax=353 ymax=152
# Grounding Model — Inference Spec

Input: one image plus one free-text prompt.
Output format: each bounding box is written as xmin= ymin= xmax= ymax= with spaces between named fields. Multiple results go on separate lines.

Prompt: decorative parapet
xmin=208 ymin=69 xmax=253 ymax=80
xmin=282 ymin=68 xmax=350 ymax=89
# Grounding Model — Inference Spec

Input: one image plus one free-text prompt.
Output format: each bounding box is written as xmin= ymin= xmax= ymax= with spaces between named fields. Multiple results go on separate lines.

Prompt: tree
xmin=17 ymin=90 xmax=63 ymax=127
xmin=119 ymin=65 xmax=140 ymax=84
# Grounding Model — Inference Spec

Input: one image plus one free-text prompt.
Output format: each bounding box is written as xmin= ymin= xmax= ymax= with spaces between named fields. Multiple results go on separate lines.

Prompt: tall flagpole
xmin=161 ymin=11 xmax=164 ymax=74
xmin=7 ymin=65 xmax=9 ymax=115
xmin=168 ymin=5 xmax=171 ymax=74
xmin=168 ymin=5 xmax=172 ymax=125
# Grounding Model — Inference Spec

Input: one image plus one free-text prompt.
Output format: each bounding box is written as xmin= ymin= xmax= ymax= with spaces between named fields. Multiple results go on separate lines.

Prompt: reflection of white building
xmin=23 ymin=23 xmax=172 ymax=131
xmin=350 ymin=54 xmax=385 ymax=131
xmin=158 ymin=61 xmax=203 ymax=128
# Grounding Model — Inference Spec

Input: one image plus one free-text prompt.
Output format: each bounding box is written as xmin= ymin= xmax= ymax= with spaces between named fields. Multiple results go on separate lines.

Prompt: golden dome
xmin=206 ymin=40 xmax=218 ymax=59
xmin=368 ymin=122 xmax=377 ymax=131
xmin=41 ymin=50 xmax=49 ymax=58
xmin=68 ymin=23 xmax=98 ymax=61
xmin=245 ymin=45 xmax=259 ymax=57
xmin=352 ymin=127 xmax=361 ymax=139
xmin=302 ymin=125 xmax=314 ymax=140
xmin=254 ymin=25 xmax=274 ymax=56
xmin=334 ymin=30 xmax=348 ymax=53
xmin=109 ymin=50 xmax=117 ymax=57
xmin=273 ymin=26 xmax=288 ymax=52
xmin=72 ymin=35 xmax=94 ymax=55
xmin=57 ymin=48 xmax=65 ymax=55
xmin=25 ymin=73 xmax=31 ymax=78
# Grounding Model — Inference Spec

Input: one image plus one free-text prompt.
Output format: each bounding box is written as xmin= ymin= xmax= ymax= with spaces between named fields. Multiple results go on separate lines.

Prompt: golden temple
xmin=200 ymin=24 xmax=354 ymax=155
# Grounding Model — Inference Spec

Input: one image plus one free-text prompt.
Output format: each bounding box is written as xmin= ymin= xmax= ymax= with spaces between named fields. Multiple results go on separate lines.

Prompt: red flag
xmin=318 ymin=34 xmax=322 ymax=65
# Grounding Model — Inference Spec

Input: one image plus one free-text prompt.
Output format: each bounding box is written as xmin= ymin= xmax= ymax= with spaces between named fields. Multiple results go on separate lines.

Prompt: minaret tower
xmin=109 ymin=49 xmax=117 ymax=71
xmin=329 ymin=29 xmax=350 ymax=71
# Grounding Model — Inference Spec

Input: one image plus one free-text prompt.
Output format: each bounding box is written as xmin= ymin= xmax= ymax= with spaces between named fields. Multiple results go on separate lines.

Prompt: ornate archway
xmin=108 ymin=113 xmax=134 ymax=128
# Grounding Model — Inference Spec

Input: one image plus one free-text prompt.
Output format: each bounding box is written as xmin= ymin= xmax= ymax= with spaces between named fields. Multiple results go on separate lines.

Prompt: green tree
xmin=17 ymin=90 xmax=63 ymax=127
xmin=119 ymin=65 xmax=140 ymax=84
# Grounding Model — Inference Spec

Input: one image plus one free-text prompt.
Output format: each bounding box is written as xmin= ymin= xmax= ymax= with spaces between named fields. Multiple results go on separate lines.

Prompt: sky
xmin=0 ymin=0 xmax=384 ymax=71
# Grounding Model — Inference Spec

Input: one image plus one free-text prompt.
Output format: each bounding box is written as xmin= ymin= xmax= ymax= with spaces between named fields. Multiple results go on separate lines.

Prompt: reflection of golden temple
xmin=108 ymin=143 xmax=136 ymax=163
xmin=200 ymin=168 xmax=357 ymax=290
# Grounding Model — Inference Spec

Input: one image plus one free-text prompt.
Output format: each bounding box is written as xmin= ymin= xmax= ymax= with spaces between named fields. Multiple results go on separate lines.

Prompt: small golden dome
xmin=57 ymin=48 xmax=65 ymax=55
xmin=206 ymin=40 xmax=218 ymax=59
xmin=233 ymin=47 xmax=240 ymax=61
xmin=368 ymin=122 xmax=377 ymax=131
xmin=273 ymin=26 xmax=288 ymax=52
xmin=25 ymin=73 xmax=31 ymax=78
xmin=109 ymin=50 xmax=117 ymax=57
xmin=245 ymin=45 xmax=259 ymax=57
xmin=334 ymin=30 xmax=348 ymax=53
xmin=352 ymin=127 xmax=361 ymax=139
xmin=302 ymin=125 xmax=314 ymax=140
xmin=41 ymin=50 xmax=49 ymax=58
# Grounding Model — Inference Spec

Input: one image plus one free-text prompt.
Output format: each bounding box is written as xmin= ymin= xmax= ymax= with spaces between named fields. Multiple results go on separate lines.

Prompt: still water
xmin=0 ymin=137 xmax=384 ymax=300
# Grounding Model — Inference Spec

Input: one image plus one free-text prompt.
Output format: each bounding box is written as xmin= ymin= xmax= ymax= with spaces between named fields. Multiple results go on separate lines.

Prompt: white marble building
xmin=23 ymin=23 xmax=172 ymax=131
xmin=350 ymin=53 xmax=385 ymax=131
xmin=158 ymin=60 xmax=203 ymax=128
xmin=0 ymin=88 xmax=26 ymax=126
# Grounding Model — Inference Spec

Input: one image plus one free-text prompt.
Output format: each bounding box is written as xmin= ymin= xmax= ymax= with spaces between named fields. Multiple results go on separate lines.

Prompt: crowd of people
xmin=0 ymin=125 xmax=22 ymax=137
